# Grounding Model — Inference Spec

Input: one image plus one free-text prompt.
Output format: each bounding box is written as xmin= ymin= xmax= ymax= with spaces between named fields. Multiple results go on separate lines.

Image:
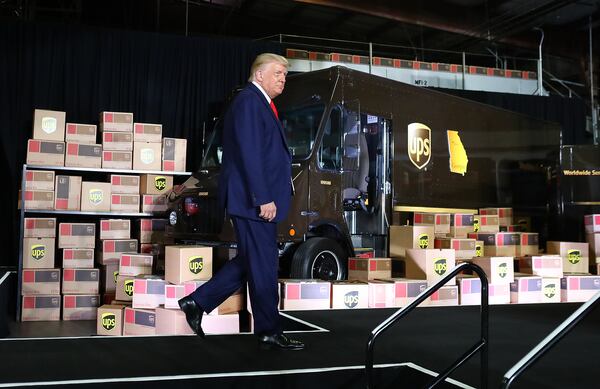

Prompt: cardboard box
xmin=140 ymin=174 xmax=173 ymax=195
xmin=584 ymin=214 xmax=600 ymax=234
xmin=368 ymin=280 xmax=396 ymax=308
xmin=468 ymin=232 xmax=520 ymax=257
xmin=541 ymin=277 xmax=561 ymax=303
xmin=62 ymin=294 xmax=100 ymax=320
xmin=133 ymin=142 xmax=162 ymax=171
xmin=123 ymin=307 xmax=156 ymax=336
xmin=385 ymin=278 xmax=428 ymax=307
xmin=413 ymin=213 xmax=450 ymax=236
xmin=155 ymin=307 xmax=194 ymax=335
xmin=473 ymin=215 xmax=499 ymax=233
xmin=518 ymin=255 xmax=563 ymax=278
xmin=137 ymin=219 xmax=168 ymax=243
xmin=165 ymin=245 xmax=213 ymax=284
xmin=469 ymin=257 xmax=514 ymax=284
xmin=134 ymin=123 xmax=162 ymax=143
xmin=63 ymin=248 xmax=94 ymax=269
xmin=347 ymin=257 xmax=391 ymax=281
xmin=22 ymin=237 xmax=55 ymax=268
xmin=65 ymin=123 xmax=97 ymax=144
xmin=561 ymin=275 xmax=600 ymax=302
xmin=97 ymin=305 xmax=124 ymax=335
xmin=547 ymin=241 xmax=589 ymax=274
xmin=330 ymin=281 xmax=369 ymax=309
xmin=21 ymin=269 xmax=60 ymax=295
xmin=24 ymin=218 xmax=56 ymax=238
xmin=23 ymin=190 xmax=54 ymax=210
xmin=62 ymin=269 xmax=100 ymax=294
xmin=65 ymin=142 xmax=102 ymax=168
xmin=110 ymin=194 xmax=139 ymax=213
xmin=458 ymin=276 xmax=482 ymax=305
xmin=132 ymin=277 xmax=167 ymax=309
xmin=54 ymin=175 xmax=82 ymax=211
xmin=25 ymin=170 xmax=55 ymax=191
xmin=479 ymin=207 xmax=513 ymax=226
xmin=164 ymin=281 xmax=206 ymax=309
xmin=110 ymin=175 xmax=140 ymax=194
xmin=33 ymin=109 xmax=65 ymax=141
xmin=100 ymin=112 xmax=133 ymax=133
xmin=202 ymin=313 xmax=240 ymax=334
xmin=101 ymin=263 xmax=119 ymax=293
xmin=518 ymin=233 xmax=539 ymax=256
xmin=488 ymin=283 xmax=510 ymax=305
xmin=21 ymin=295 xmax=60 ymax=321
xmin=428 ymin=285 xmax=459 ymax=306
xmin=98 ymin=239 xmax=138 ymax=265
xmin=26 ymin=139 xmax=65 ymax=166
xmin=434 ymin=238 xmax=476 ymax=259
xmin=102 ymin=151 xmax=132 ymax=170
xmin=102 ymin=131 xmax=133 ymax=151
xmin=58 ymin=223 xmax=95 ymax=249
xmin=162 ymin=137 xmax=187 ymax=172
xmin=99 ymin=219 xmax=131 ymax=240
xmin=510 ymin=275 xmax=542 ymax=304
xmin=280 ymin=280 xmax=331 ymax=310
xmin=404 ymin=249 xmax=456 ymax=285
xmin=450 ymin=213 xmax=475 ymax=238
xmin=119 ymin=253 xmax=153 ymax=276
xmin=116 ymin=275 xmax=135 ymax=301
xmin=389 ymin=225 xmax=435 ymax=257
xmin=207 ymin=289 xmax=244 ymax=315
xmin=587 ymin=233 xmax=600 ymax=263
xmin=141 ymin=194 xmax=167 ymax=213
xmin=80 ymin=182 xmax=111 ymax=212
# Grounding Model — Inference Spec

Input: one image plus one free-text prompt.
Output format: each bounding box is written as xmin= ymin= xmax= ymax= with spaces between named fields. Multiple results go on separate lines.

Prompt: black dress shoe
xmin=258 ymin=333 xmax=305 ymax=350
xmin=178 ymin=296 xmax=205 ymax=338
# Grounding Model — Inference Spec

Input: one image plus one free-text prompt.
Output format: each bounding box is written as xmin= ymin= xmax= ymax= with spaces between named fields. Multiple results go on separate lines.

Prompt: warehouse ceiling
xmin=2 ymin=0 xmax=599 ymax=96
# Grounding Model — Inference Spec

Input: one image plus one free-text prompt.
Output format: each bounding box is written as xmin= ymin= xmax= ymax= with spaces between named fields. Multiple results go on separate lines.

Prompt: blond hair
xmin=248 ymin=53 xmax=289 ymax=81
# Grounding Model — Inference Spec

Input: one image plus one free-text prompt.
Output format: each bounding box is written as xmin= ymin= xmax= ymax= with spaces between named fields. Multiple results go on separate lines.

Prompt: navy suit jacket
xmin=218 ymin=83 xmax=292 ymax=223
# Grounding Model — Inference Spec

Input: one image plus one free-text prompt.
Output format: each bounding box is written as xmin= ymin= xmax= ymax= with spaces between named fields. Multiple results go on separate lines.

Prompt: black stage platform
xmin=2 ymin=303 xmax=599 ymax=388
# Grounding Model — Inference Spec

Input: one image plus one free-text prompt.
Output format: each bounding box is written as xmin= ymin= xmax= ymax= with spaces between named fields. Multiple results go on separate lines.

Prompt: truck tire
xmin=290 ymin=237 xmax=347 ymax=280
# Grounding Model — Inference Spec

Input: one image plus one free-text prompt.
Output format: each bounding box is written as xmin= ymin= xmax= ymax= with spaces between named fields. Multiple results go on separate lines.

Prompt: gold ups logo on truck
xmin=408 ymin=123 xmax=431 ymax=170
xmin=31 ymin=245 xmax=46 ymax=260
xmin=101 ymin=313 xmax=116 ymax=331
xmin=447 ymin=130 xmax=468 ymax=175
xmin=189 ymin=256 xmax=204 ymax=274
xmin=154 ymin=176 xmax=167 ymax=191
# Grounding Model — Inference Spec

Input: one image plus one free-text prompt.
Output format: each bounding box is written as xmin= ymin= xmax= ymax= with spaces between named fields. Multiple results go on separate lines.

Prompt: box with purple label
xmin=132 ymin=277 xmax=167 ymax=309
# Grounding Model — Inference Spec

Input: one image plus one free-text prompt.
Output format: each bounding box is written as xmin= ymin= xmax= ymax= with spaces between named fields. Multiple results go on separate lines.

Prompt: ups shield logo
xmin=418 ymin=234 xmax=429 ymax=249
xmin=113 ymin=271 xmax=119 ymax=284
xmin=124 ymin=280 xmax=134 ymax=297
xmin=567 ymin=250 xmax=581 ymax=264
xmin=41 ymin=116 xmax=57 ymax=134
xmin=344 ymin=291 xmax=359 ymax=308
xmin=408 ymin=123 xmax=431 ymax=170
xmin=89 ymin=189 xmax=104 ymax=205
xmin=433 ymin=258 xmax=447 ymax=276
xmin=189 ymin=256 xmax=204 ymax=274
xmin=101 ymin=313 xmax=116 ymax=331
xmin=475 ymin=244 xmax=483 ymax=257
xmin=498 ymin=263 xmax=508 ymax=278
xmin=544 ymin=284 xmax=556 ymax=298
xmin=31 ymin=244 xmax=46 ymax=260
xmin=473 ymin=219 xmax=480 ymax=232
xmin=154 ymin=176 xmax=167 ymax=191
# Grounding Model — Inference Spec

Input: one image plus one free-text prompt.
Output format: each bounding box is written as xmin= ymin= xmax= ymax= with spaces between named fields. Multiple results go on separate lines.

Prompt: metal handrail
xmin=365 ymin=262 xmax=490 ymax=389
xmin=501 ymin=289 xmax=600 ymax=388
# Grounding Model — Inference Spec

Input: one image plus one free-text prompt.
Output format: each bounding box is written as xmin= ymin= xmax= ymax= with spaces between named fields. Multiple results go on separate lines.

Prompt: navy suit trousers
xmin=190 ymin=216 xmax=281 ymax=336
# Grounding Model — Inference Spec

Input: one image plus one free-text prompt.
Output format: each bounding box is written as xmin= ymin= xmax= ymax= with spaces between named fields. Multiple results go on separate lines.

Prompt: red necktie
xmin=270 ymin=100 xmax=279 ymax=119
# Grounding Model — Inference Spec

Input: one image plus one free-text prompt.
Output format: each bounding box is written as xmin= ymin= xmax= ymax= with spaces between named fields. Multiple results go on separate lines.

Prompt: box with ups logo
xmin=475 ymin=241 xmax=484 ymax=257
xmin=472 ymin=215 xmax=499 ymax=233
xmin=65 ymin=142 xmax=102 ymax=168
xmin=140 ymin=174 xmax=173 ymax=195
xmin=98 ymin=239 xmax=138 ymax=265
xmin=541 ymin=277 xmax=561 ymax=303
xmin=102 ymin=151 xmax=132 ymax=170
xmin=23 ymin=190 xmax=54 ymax=210
xmin=62 ymin=268 xmax=100 ymax=294
xmin=389 ymin=225 xmax=435 ymax=257
xmin=165 ymin=245 xmax=212 ymax=284
xmin=510 ymin=275 xmax=542 ymax=304
xmin=21 ymin=295 xmax=60 ymax=321
xmin=162 ymin=137 xmax=187 ymax=172
xmin=119 ymin=253 xmax=153 ymax=277
xmin=24 ymin=170 xmax=54 ymax=191
xmin=518 ymin=233 xmax=539 ymax=256
xmin=110 ymin=194 xmax=139 ymax=213
xmin=458 ymin=276 xmax=481 ymax=305
xmin=81 ymin=182 xmax=111 ymax=212
xmin=102 ymin=131 xmax=133 ymax=151
xmin=97 ymin=305 xmax=124 ymax=336
xmin=132 ymin=276 xmax=167 ymax=309
xmin=33 ymin=109 xmax=66 ymax=141
xmin=547 ymin=241 xmax=589 ymax=274
xmin=404 ymin=249 xmax=456 ymax=285
xmin=21 ymin=269 xmax=60 ymax=295
xmin=123 ymin=307 xmax=156 ymax=336
xmin=58 ymin=223 xmax=95 ymax=249
xmin=347 ymin=257 xmax=391 ymax=281
xmin=65 ymin=123 xmax=97 ymax=144
xmin=110 ymin=175 xmax=140 ymax=194
xmin=63 ymin=294 xmax=100 ymax=320
xmin=100 ymin=112 xmax=133 ymax=133
xmin=469 ymin=257 xmax=514 ymax=284
xmin=434 ymin=238 xmax=476 ymax=259
xmin=54 ymin=175 xmax=81 ymax=211
xmin=134 ymin=123 xmax=162 ymax=143
xmin=468 ymin=232 xmax=519 ymax=257
xmin=116 ymin=275 xmax=135 ymax=301
xmin=480 ymin=207 xmax=513 ymax=226
xmin=26 ymin=139 xmax=65 ymax=166
xmin=141 ymin=194 xmax=167 ymax=213
xmin=100 ymin=263 xmax=119 ymax=293
xmin=518 ymin=255 xmax=563 ymax=278
xmin=450 ymin=213 xmax=475 ymax=238
xmin=22 ymin=237 xmax=55 ymax=268
xmin=24 ymin=218 xmax=56 ymax=238
xmin=280 ymin=280 xmax=330 ymax=310
xmin=133 ymin=142 xmax=162 ymax=171
xmin=99 ymin=219 xmax=130 ymax=240
xmin=63 ymin=248 xmax=94 ymax=269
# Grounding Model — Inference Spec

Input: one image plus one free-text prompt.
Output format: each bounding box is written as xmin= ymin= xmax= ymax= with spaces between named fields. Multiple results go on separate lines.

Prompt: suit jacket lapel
xmin=247 ymin=83 xmax=291 ymax=157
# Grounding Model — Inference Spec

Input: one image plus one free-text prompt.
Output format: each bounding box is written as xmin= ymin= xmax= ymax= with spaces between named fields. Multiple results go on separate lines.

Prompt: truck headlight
xmin=169 ymin=211 xmax=177 ymax=225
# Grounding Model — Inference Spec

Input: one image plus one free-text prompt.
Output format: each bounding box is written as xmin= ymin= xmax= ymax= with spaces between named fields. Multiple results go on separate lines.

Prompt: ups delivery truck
xmin=166 ymin=66 xmax=561 ymax=280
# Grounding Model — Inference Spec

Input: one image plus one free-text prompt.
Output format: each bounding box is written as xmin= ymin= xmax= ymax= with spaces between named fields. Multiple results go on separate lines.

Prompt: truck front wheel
xmin=290 ymin=237 xmax=347 ymax=280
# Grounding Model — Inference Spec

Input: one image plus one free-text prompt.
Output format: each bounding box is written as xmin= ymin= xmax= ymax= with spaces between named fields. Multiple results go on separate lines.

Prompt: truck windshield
xmin=201 ymin=102 xmax=325 ymax=167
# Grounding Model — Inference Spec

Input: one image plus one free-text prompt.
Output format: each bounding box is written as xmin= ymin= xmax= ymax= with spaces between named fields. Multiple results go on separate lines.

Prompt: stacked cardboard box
xmin=469 ymin=256 xmax=514 ymax=304
xmin=26 ymin=109 xmax=66 ymax=167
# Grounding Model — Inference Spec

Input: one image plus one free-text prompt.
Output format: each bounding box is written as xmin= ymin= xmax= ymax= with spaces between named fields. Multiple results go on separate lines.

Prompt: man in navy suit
xmin=179 ymin=53 xmax=304 ymax=350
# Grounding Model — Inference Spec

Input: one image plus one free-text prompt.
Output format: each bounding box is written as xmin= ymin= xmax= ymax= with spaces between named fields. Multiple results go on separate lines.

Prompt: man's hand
xmin=259 ymin=202 xmax=277 ymax=222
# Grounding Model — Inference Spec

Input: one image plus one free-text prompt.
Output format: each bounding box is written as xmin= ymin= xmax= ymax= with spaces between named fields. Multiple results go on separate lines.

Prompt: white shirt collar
xmin=252 ymin=81 xmax=271 ymax=103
